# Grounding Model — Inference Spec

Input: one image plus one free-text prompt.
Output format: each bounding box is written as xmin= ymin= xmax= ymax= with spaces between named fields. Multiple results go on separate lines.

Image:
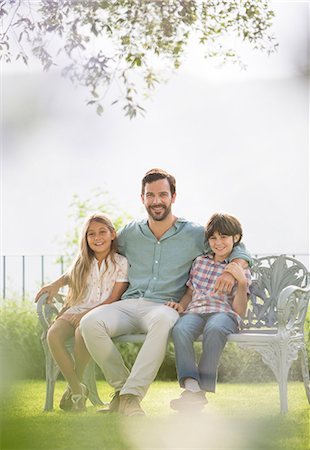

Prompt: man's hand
xmin=166 ymin=301 xmax=184 ymax=314
xmin=213 ymin=271 xmax=235 ymax=294
xmin=214 ymin=260 xmax=248 ymax=294
xmin=224 ymin=261 xmax=247 ymax=285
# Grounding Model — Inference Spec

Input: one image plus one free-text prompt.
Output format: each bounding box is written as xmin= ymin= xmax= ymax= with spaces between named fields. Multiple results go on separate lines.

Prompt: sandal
xmin=71 ymin=383 xmax=88 ymax=412
xmin=59 ymin=385 xmax=72 ymax=411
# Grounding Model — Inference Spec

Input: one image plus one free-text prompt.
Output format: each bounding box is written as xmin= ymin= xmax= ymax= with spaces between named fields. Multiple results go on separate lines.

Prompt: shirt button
xmin=153 ymin=277 xmax=157 ymax=280
xmin=155 ymin=260 xmax=158 ymax=264
xmin=157 ymin=242 xmax=160 ymax=245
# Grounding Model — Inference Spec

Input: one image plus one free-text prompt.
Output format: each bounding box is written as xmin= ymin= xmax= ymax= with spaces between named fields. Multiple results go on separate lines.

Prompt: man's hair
xmin=205 ymin=213 xmax=243 ymax=244
xmin=141 ymin=168 xmax=176 ymax=195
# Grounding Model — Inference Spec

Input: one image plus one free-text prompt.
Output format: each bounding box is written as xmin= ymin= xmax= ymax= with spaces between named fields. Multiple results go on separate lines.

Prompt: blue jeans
xmin=172 ymin=312 xmax=238 ymax=392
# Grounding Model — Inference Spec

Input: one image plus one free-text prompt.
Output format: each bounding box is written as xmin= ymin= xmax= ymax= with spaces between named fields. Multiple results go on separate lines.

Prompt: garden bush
xmin=0 ymin=299 xmax=308 ymax=383
xmin=0 ymin=299 xmax=45 ymax=391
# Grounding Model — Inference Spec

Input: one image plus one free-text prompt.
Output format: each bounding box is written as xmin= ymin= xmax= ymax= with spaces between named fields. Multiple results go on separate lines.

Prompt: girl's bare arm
xmin=101 ymin=281 xmax=129 ymax=305
xmin=35 ymin=274 xmax=70 ymax=303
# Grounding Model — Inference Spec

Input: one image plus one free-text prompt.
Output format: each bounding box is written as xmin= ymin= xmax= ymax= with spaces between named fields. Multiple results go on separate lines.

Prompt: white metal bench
xmin=227 ymin=255 xmax=310 ymax=413
xmin=37 ymin=254 xmax=310 ymax=413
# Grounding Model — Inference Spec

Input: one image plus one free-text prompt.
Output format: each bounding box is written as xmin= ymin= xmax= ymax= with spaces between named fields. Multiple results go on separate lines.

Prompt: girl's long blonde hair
xmin=65 ymin=213 xmax=118 ymax=307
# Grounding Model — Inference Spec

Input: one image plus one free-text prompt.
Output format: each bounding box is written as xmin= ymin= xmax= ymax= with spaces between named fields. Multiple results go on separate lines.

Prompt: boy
xmin=167 ymin=213 xmax=251 ymax=411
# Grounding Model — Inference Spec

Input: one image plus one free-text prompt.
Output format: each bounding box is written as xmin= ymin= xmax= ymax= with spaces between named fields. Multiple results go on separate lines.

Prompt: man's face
xmin=141 ymin=179 xmax=176 ymax=221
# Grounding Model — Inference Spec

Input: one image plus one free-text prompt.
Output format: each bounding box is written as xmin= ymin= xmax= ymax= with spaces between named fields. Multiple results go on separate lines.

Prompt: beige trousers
xmin=80 ymin=298 xmax=179 ymax=399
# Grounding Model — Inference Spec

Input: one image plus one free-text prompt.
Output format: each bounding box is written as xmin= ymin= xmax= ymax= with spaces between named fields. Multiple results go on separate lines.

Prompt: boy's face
xmin=208 ymin=231 xmax=240 ymax=262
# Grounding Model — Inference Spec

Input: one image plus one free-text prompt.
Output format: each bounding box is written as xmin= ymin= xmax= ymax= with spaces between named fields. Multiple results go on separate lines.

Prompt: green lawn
xmin=0 ymin=380 xmax=309 ymax=450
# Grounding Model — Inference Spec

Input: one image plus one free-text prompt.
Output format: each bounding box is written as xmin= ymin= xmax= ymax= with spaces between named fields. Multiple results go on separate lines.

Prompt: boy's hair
xmin=66 ymin=213 xmax=118 ymax=307
xmin=141 ymin=168 xmax=176 ymax=196
xmin=205 ymin=213 xmax=243 ymax=244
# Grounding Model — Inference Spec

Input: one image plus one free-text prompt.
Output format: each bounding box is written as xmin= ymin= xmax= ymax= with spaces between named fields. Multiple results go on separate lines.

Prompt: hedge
xmin=0 ymin=299 xmax=309 ymax=384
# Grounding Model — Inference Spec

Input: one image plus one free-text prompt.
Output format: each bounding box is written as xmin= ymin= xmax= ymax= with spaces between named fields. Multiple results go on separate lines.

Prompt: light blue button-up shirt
xmin=117 ymin=218 xmax=251 ymax=303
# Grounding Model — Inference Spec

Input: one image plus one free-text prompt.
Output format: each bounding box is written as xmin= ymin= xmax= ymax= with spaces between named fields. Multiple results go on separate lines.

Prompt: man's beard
xmin=147 ymin=204 xmax=171 ymax=221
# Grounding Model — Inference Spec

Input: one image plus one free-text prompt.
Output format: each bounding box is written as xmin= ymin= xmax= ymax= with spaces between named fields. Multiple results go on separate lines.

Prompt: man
xmin=79 ymin=168 xmax=251 ymax=416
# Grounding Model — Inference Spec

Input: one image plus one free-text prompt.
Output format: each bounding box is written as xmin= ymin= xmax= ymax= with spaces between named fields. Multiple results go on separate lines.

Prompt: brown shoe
xmin=97 ymin=391 xmax=120 ymax=414
xmin=119 ymin=394 xmax=145 ymax=416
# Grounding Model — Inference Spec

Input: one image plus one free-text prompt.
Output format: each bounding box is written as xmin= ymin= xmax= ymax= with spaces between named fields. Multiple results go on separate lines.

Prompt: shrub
xmin=0 ymin=300 xmax=308 ymax=384
xmin=0 ymin=299 xmax=45 ymax=385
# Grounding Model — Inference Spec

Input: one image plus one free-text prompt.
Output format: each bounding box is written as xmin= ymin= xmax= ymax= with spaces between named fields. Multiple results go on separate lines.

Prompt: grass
xmin=0 ymin=380 xmax=309 ymax=450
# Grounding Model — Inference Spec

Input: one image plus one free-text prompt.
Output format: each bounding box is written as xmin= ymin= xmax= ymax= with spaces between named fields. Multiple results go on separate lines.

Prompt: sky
xmin=1 ymin=0 xmax=309 ymax=296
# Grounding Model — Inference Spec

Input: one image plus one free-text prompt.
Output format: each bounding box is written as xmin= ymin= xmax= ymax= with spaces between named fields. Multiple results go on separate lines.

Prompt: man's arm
xmin=228 ymin=242 xmax=252 ymax=266
xmin=213 ymin=259 xmax=249 ymax=294
xmin=101 ymin=281 xmax=129 ymax=305
xmin=224 ymin=262 xmax=249 ymax=317
xmin=116 ymin=225 xmax=127 ymax=256
xmin=213 ymin=244 xmax=252 ymax=294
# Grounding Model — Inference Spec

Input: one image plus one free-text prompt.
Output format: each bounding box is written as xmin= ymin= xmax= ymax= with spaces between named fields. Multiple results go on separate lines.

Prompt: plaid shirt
xmin=184 ymin=253 xmax=251 ymax=324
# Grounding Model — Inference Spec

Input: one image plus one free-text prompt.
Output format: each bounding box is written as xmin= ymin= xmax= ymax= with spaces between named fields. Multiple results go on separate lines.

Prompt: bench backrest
xmin=241 ymin=255 xmax=309 ymax=330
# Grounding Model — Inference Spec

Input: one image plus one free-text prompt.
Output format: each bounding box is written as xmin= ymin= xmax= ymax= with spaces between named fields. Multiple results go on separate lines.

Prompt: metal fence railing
xmin=0 ymin=254 xmax=67 ymax=300
xmin=0 ymin=253 xmax=309 ymax=301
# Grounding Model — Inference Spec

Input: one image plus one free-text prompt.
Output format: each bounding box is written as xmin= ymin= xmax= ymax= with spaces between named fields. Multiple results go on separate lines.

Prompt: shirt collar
xmin=204 ymin=253 xmax=230 ymax=264
xmin=140 ymin=217 xmax=186 ymax=231
xmin=92 ymin=254 xmax=110 ymax=266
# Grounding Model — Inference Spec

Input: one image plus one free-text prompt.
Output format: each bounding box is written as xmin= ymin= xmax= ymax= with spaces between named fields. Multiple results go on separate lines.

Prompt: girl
xmin=36 ymin=213 xmax=128 ymax=412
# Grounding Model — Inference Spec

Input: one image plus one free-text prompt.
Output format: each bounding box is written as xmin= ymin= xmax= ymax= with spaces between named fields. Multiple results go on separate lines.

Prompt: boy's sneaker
xmin=97 ymin=391 xmax=120 ymax=414
xmin=70 ymin=383 xmax=89 ymax=413
xmin=118 ymin=394 xmax=145 ymax=416
xmin=59 ymin=385 xmax=72 ymax=411
xmin=170 ymin=390 xmax=208 ymax=412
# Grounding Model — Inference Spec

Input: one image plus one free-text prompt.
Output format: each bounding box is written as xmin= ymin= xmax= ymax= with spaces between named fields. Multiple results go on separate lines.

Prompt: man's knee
xmin=161 ymin=306 xmax=179 ymax=328
xmin=80 ymin=311 xmax=101 ymax=339
xmin=151 ymin=306 xmax=179 ymax=330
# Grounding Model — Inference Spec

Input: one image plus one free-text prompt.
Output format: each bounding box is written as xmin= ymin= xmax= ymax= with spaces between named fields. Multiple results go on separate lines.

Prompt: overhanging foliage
xmin=1 ymin=1 xmax=277 ymax=117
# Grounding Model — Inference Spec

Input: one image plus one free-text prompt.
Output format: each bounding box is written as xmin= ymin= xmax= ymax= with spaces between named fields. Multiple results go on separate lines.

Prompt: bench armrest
xmin=36 ymin=292 xmax=65 ymax=332
xmin=277 ymin=284 xmax=310 ymax=333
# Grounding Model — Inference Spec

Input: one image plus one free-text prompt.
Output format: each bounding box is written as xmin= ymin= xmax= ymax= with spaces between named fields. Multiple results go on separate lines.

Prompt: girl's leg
xmin=199 ymin=313 xmax=238 ymax=392
xmin=74 ymin=327 xmax=91 ymax=381
xmin=47 ymin=319 xmax=82 ymax=395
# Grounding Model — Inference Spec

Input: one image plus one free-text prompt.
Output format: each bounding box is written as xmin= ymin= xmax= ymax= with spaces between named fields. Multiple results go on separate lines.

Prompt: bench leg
xmin=278 ymin=342 xmax=289 ymax=414
xmin=299 ymin=343 xmax=310 ymax=404
xmin=278 ymin=339 xmax=310 ymax=412
xmin=277 ymin=339 xmax=306 ymax=413
xmin=44 ymin=378 xmax=56 ymax=412
xmin=83 ymin=360 xmax=104 ymax=407
xmin=44 ymin=355 xmax=60 ymax=411
xmin=43 ymin=340 xmax=60 ymax=411
xmin=238 ymin=340 xmax=294 ymax=413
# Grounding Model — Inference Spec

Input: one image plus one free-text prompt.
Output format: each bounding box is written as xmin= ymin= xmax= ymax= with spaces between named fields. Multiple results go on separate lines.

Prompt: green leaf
xmin=96 ymin=104 xmax=104 ymax=115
